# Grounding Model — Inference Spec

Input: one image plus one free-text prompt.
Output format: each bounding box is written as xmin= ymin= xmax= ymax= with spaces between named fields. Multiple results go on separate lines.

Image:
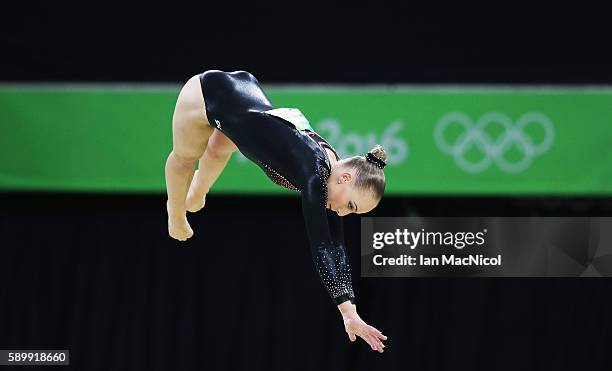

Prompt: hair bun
xmin=366 ymin=151 xmax=386 ymax=169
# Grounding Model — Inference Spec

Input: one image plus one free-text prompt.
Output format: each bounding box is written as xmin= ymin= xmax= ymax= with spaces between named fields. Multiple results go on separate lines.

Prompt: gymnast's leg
xmin=165 ymin=75 xmax=214 ymax=241
xmin=185 ymin=129 xmax=238 ymax=213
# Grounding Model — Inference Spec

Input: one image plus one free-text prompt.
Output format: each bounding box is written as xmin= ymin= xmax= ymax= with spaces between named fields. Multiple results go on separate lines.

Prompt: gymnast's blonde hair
xmin=338 ymin=144 xmax=387 ymax=200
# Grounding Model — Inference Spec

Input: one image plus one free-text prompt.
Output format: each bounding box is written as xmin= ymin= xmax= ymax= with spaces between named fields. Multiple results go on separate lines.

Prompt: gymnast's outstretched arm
xmin=300 ymin=173 xmax=356 ymax=305
xmin=300 ymin=172 xmax=387 ymax=352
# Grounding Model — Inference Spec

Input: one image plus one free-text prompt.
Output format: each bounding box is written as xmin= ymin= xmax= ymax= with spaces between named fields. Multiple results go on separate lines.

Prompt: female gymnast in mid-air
xmin=164 ymin=70 xmax=388 ymax=353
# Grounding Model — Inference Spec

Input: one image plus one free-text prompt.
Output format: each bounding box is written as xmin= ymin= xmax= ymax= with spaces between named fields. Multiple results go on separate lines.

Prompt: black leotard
xmin=199 ymin=70 xmax=355 ymax=306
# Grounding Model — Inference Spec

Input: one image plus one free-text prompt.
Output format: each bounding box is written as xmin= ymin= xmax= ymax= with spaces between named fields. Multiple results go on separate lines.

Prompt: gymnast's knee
xmin=207 ymin=131 xmax=238 ymax=160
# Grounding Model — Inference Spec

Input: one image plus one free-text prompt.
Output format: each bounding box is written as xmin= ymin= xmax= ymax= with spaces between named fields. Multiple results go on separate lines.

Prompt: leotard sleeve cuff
xmin=333 ymin=294 xmax=356 ymax=306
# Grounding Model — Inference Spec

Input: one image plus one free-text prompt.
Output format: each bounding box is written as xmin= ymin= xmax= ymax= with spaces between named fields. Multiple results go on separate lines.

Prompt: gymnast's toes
xmin=186 ymin=192 xmax=206 ymax=213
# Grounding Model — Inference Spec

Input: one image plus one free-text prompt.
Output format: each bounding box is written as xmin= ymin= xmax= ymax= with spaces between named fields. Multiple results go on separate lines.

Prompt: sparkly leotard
xmin=199 ymin=70 xmax=355 ymax=306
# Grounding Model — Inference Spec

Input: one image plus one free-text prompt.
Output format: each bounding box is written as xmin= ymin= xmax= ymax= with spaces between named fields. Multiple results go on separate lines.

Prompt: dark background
xmin=2 ymin=2 xmax=612 ymax=370
xmin=2 ymin=3 xmax=612 ymax=84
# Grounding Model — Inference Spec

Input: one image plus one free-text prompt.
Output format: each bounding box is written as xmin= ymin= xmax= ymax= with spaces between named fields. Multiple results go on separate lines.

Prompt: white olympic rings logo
xmin=434 ymin=112 xmax=555 ymax=173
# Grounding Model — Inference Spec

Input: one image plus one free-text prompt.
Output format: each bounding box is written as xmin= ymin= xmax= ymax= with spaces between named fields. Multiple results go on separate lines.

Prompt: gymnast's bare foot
xmin=186 ymin=170 xmax=207 ymax=213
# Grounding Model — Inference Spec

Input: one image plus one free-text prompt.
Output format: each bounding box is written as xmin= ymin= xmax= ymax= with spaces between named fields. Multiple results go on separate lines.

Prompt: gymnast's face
xmin=327 ymin=168 xmax=378 ymax=216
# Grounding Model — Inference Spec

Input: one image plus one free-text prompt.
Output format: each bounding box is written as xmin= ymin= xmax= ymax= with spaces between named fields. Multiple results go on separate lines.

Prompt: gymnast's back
xmin=198 ymin=69 xmax=332 ymax=193
xmin=198 ymin=70 xmax=356 ymax=305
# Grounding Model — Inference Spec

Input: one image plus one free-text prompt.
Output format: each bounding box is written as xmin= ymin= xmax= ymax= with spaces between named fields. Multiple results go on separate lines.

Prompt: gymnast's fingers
xmin=358 ymin=332 xmax=378 ymax=352
xmin=367 ymin=334 xmax=384 ymax=352
xmin=371 ymin=326 xmax=388 ymax=340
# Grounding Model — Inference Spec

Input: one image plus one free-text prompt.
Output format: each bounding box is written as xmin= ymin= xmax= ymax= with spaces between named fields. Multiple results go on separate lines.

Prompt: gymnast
xmin=165 ymin=70 xmax=388 ymax=352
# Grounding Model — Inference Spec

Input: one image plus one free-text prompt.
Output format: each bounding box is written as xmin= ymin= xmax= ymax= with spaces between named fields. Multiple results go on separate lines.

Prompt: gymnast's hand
xmin=341 ymin=309 xmax=387 ymax=353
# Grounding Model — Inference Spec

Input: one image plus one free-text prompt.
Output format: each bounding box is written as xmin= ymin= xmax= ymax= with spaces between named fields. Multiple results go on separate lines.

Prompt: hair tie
xmin=366 ymin=152 xmax=386 ymax=169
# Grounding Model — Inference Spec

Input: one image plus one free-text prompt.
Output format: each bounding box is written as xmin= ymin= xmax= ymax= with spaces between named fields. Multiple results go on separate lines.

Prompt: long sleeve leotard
xmin=198 ymin=70 xmax=356 ymax=305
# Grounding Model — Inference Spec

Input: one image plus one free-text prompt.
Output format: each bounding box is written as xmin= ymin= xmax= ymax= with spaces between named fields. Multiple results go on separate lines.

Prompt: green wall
xmin=1 ymin=85 xmax=611 ymax=195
